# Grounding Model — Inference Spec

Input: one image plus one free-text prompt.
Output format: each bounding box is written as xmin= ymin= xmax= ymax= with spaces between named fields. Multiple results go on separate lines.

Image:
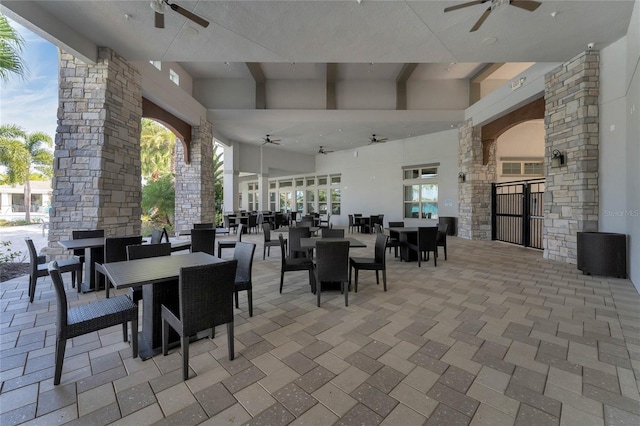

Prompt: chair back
xmin=388 ymin=221 xmax=404 ymax=228
xmin=191 ymin=229 xmax=216 ymax=255
xmin=374 ymin=232 xmax=389 ymax=265
xmin=248 ymin=214 xmax=258 ymax=229
xmin=290 ymin=212 xmax=298 ymax=222
xmin=437 ymin=223 xmax=448 ymax=242
xmin=104 ymin=236 xmax=143 ymax=264
xmin=236 ymin=223 xmax=245 ymax=241
xmin=279 ymin=234 xmax=287 ymax=266
xmin=315 ymin=241 xmax=350 ymax=283
xmin=289 ymin=226 xmax=310 ymax=253
xmin=263 ymin=222 xmax=273 ymax=242
xmin=150 ymin=228 xmax=164 ymax=244
xmin=72 ymin=229 xmax=104 ymax=257
xmin=178 ymin=260 xmax=237 ymax=336
xmin=127 ymin=242 xmax=172 ymax=260
xmin=348 ymin=215 xmax=354 ymax=226
xmin=233 ymin=242 xmax=256 ymax=284
xmin=321 ymin=228 xmax=344 ymax=238
xmin=48 ymin=261 xmax=69 ymax=331
xmin=223 ymin=216 xmax=231 ymax=228
xmin=25 ymin=237 xmax=41 ymax=277
xmin=417 ymin=227 xmax=438 ymax=250
xmin=298 ymin=219 xmax=312 ymax=228
xmin=354 ymin=213 xmax=362 ymax=217
xmin=193 ymin=223 xmax=214 ymax=229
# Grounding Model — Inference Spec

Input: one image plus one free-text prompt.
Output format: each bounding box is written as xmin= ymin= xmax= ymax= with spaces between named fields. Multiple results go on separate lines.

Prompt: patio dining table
xmin=99 ymin=252 xmax=226 ymax=359
xmin=387 ymin=227 xmax=419 ymax=261
xmin=300 ymin=237 xmax=366 ymax=250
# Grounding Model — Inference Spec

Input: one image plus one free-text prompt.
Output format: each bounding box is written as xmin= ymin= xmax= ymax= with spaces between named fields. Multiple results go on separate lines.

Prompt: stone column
xmin=174 ymin=119 xmax=215 ymax=234
xmin=543 ymin=51 xmax=599 ymax=263
xmin=49 ymin=48 xmax=142 ymax=254
xmin=458 ymin=119 xmax=496 ymax=240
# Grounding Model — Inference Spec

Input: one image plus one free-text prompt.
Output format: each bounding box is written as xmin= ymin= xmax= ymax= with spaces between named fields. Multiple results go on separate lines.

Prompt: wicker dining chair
xmin=263 ymin=223 xmax=285 ymax=260
xmin=406 ymin=227 xmax=439 ymax=267
xmin=349 ymin=232 xmax=389 ymax=293
xmin=233 ymin=242 xmax=256 ymax=317
xmin=279 ymin=234 xmax=314 ymax=294
xmin=314 ymin=240 xmax=350 ymax=307
xmin=97 ymin=236 xmax=144 ymax=298
xmin=48 ymin=261 xmax=138 ymax=385
xmin=161 ymin=260 xmax=237 ymax=380
xmin=126 ymin=242 xmax=172 ymax=304
xmin=436 ymin=223 xmax=449 ymax=260
xmin=289 ymin=226 xmax=311 ymax=258
xmin=193 ymin=223 xmax=215 ymax=229
xmin=25 ymin=237 xmax=81 ymax=303
xmin=218 ymin=224 xmax=244 ymax=258
xmin=191 ymin=228 xmax=217 ymax=256
xmin=71 ymin=229 xmax=104 ymax=290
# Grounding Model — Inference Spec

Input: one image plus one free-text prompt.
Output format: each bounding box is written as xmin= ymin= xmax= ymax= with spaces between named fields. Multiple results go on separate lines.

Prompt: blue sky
xmin=0 ymin=18 xmax=59 ymax=140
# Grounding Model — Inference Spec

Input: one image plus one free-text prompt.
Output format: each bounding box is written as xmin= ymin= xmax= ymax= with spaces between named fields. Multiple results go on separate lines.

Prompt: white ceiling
xmin=2 ymin=0 xmax=635 ymax=155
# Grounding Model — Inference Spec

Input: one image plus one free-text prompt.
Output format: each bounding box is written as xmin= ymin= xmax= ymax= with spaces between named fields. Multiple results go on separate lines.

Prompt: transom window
xmin=402 ymin=163 xmax=439 ymax=219
xmin=501 ymin=159 xmax=544 ymax=177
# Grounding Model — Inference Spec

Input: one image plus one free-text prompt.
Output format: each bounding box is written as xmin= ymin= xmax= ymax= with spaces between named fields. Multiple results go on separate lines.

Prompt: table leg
xmin=139 ymin=279 xmax=180 ymax=360
xmin=400 ymin=233 xmax=418 ymax=262
xmin=80 ymin=246 xmax=104 ymax=293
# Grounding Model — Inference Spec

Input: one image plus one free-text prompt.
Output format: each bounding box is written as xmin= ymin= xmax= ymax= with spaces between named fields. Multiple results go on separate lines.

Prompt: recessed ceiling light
xmin=183 ymin=26 xmax=199 ymax=37
xmin=124 ymin=14 xmax=131 ymax=20
xmin=550 ymin=11 xmax=557 ymax=18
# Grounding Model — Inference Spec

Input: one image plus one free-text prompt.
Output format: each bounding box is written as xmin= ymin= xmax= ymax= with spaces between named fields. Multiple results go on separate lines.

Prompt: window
xmin=247 ymin=182 xmax=259 ymax=211
xmin=330 ymin=175 xmax=341 ymax=185
xmin=169 ymin=69 xmax=180 ymax=85
xmin=269 ymin=192 xmax=276 ymax=212
xmin=269 ymin=182 xmax=276 ymax=190
xmin=318 ymin=176 xmax=328 ymax=186
xmin=331 ymin=188 xmax=341 ymax=215
xmin=295 ymin=178 xmax=304 ymax=187
xmin=279 ymin=180 xmax=292 ymax=188
xmin=318 ymin=190 xmax=328 ymax=215
xmin=501 ymin=159 xmax=544 ymax=177
xmin=149 ymin=60 xmax=161 ymax=70
xmin=306 ymin=177 xmax=315 ymax=186
xmin=306 ymin=190 xmax=315 ymax=214
xmin=296 ymin=191 xmax=304 ymax=213
xmin=402 ymin=164 xmax=439 ymax=219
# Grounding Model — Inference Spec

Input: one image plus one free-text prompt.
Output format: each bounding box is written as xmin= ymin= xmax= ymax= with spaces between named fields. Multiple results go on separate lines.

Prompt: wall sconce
xmin=458 ymin=172 xmax=466 ymax=183
xmin=551 ymin=150 xmax=565 ymax=167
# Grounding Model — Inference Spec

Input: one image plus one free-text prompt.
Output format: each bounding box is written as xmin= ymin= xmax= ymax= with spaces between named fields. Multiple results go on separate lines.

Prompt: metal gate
xmin=491 ymin=179 xmax=545 ymax=249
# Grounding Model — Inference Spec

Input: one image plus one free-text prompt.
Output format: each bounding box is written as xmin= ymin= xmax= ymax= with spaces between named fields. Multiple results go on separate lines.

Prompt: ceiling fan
xmin=369 ymin=134 xmax=388 ymax=144
xmin=150 ymin=0 xmax=210 ymax=29
xmin=262 ymin=135 xmax=281 ymax=146
xmin=318 ymin=146 xmax=334 ymax=155
xmin=444 ymin=0 xmax=541 ymax=32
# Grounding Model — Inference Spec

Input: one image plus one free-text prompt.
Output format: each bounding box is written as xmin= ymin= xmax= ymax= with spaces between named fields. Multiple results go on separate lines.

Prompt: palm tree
xmin=140 ymin=119 xmax=175 ymax=181
xmin=0 ymin=124 xmax=53 ymax=222
xmin=0 ymin=14 xmax=28 ymax=82
xmin=213 ymin=142 xmax=224 ymax=224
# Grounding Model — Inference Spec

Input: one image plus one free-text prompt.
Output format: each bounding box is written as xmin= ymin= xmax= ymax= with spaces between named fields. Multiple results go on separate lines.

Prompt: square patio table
xmin=387 ymin=227 xmax=419 ymax=261
xmin=58 ymin=237 xmax=105 ymax=293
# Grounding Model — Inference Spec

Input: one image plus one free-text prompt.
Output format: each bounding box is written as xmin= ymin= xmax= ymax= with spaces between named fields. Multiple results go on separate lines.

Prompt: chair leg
xmin=131 ymin=318 xmax=138 ymax=358
xmin=71 ymin=271 xmax=76 ymax=289
xmin=317 ymin=280 xmax=321 ymax=307
xmin=263 ymin=246 xmax=266 ymax=260
xmin=280 ymin=272 xmax=285 ymax=293
xmin=343 ymin=282 xmax=348 ymax=307
xmin=122 ymin=322 xmax=128 ymax=342
xmin=226 ymin=322 xmax=234 ymax=361
xmin=181 ymin=336 xmax=190 ymax=380
xmin=53 ymin=337 xmax=66 ymax=385
xmin=29 ymin=275 xmax=36 ymax=303
xmin=234 ymin=290 xmax=239 ymax=309
xmin=162 ymin=319 xmax=169 ymax=356
xmin=434 ymin=250 xmax=437 ymax=267
xmin=248 ymin=289 xmax=253 ymax=317
xmin=382 ymin=269 xmax=387 ymax=291
xmin=375 ymin=270 xmax=379 ymax=284
xmin=354 ymin=269 xmax=359 ymax=293
xmin=444 ymin=244 xmax=447 ymax=260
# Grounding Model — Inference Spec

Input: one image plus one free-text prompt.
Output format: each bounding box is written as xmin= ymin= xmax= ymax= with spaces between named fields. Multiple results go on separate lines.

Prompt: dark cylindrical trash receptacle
xmin=438 ymin=217 xmax=457 ymax=236
xmin=577 ymin=232 xmax=627 ymax=278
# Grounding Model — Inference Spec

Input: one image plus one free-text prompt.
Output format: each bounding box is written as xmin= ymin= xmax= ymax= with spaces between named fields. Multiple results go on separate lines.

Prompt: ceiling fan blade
xmin=169 ymin=2 xmax=210 ymax=28
xmin=510 ymin=0 xmax=542 ymax=12
xmin=444 ymin=0 xmax=489 ymax=13
xmin=155 ymin=11 xmax=165 ymax=29
xmin=470 ymin=7 xmax=492 ymax=32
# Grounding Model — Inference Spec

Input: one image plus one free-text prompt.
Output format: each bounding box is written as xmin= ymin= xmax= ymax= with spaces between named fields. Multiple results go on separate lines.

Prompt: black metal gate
xmin=491 ymin=179 xmax=545 ymax=249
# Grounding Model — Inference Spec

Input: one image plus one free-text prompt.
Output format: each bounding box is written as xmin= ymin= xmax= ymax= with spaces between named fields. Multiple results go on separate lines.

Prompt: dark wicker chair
xmin=48 ymin=261 xmax=138 ymax=385
xmin=349 ymin=232 xmax=389 ymax=293
xmin=247 ymin=214 xmax=258 ymax=234
xmin=289 ymin=226 xmax=311 ymax=258
xmin=191 ymin=228 xmax=217 ymax=255
xmin=406 ymin=227 xmax=439 ymax=267
xmin=126 ymin=242 xmax=172 ymax=303
xmin=218 ymin=224 xmax=244 ymax=258
xmin=161 ymin=260 xmax=238 ymax=380
xmin=26 ymin=237 xmax=82 ymax=303
xmin=348 ymin=215 xmax=361 ymax=233
xmin=263 ymin=223 xmax=285 ymax=260
xmin=314 ymin=240 xmax=350 ymax=307
xmin=233 ymin=242 xmax=256 ymax=317
xmin=279 ymin=234 xmax=314 ymax=294
xmin=437 ymin=223 xmax=449 ymax=260
xmin=72 ymin=229 xmax=104 ymax=290
xmin=319 ymin=214 xmax=331 ymax=228
xmin=321 ymin=228 xmax=345 ymax=238
xmin=386 ymin=221 xmax=405 ymax=257
xmin=223 ymin=215 xmax=239 ymax=234
xmin=365 ymin=215 xmax=379 ymax=234
xmin=98 ymin=236 xmax=144 ymax=298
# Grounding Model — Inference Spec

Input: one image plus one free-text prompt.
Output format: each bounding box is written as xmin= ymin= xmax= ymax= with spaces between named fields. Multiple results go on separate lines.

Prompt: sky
xmin=0 ymin=17 xmax=59 ymax=141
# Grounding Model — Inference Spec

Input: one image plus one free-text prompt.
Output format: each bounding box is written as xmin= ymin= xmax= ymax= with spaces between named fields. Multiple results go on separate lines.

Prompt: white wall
xmin=495 ymin=121 xmax=545 ymax=183
xmin=599 ymin=0 xmax=640 ymax=290
xmin=313 ymin=129 xmax=460 ymax=227
xmin=193 ymin=79 xmax=255 ymax=109
xmin=266 ymin=80 xmax=326 ymax=109
xmin=336 ymin=80 xmax=396 ymax=110
xmin=407 ymin=80 xmax=470 ymax=110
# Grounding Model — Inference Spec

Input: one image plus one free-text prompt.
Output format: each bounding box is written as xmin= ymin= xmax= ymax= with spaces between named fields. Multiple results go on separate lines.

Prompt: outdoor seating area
xmin=2 ymin=227 xmax=639 ymax=425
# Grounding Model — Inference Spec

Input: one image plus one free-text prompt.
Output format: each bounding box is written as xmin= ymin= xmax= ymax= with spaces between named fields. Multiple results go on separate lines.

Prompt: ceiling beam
xmin=396 ymin=63 xmax=418 ymax=110
xmin=326 ymin=63 xmax=337 ymax=110
xmin=246 ymin=62 xmax=266 ymax=109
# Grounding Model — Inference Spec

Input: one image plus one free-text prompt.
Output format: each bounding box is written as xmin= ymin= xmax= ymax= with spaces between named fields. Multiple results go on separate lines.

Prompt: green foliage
xmin=0 ymin=15 xmax=28 ymax=82
xmin=213 ymin=143 xmax=224 ymax=225
xmin=142 ymin=174 xmax=175 ymax=226
xmin=140 ymin=118 xmax=175 ymax=181
xmin=0 ymin=240 xmax=21 ymax=263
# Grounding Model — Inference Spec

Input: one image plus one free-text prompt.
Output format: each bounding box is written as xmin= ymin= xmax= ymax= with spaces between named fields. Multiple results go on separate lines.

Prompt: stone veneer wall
xmin=543 ymin=51 xmax=600 ymax=263
xmin=174 ymin=119 xmax=215 ymax=234
xmin=49 ymin=48 xmax=142 ymax=255
xmin=458 ymin=119 xmax=496 ymax=240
